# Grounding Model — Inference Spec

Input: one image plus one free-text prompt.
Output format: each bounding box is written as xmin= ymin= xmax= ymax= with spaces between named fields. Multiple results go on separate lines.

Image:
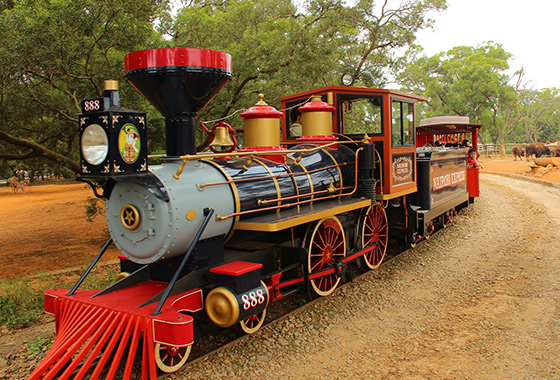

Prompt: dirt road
xmin=174 ymin=174 xmax=560 ymax=379
xmin=2 ymin=172 xmax=560 ymax=379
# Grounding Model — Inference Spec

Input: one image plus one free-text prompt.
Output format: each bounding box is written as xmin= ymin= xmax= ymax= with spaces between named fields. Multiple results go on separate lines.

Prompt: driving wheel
xmin=304 ymin=216 xmax=346 ymax=297
xmin=360 ymin=203 xmax=388 ymax=269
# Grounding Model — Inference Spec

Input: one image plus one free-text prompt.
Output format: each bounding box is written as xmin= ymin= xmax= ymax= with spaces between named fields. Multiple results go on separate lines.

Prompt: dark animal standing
xmin=525 ymin=142 xmax=550 ymax=161
xmin=512 ymin=145 xmax=524 ymax=161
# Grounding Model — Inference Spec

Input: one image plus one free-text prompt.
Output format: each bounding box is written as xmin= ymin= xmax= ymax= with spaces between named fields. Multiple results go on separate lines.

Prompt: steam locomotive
xmin=29 ymin=48 xmax=481 ymax=379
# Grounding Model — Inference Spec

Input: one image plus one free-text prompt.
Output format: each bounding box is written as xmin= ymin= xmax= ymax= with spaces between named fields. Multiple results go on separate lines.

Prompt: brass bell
xmin=210 ymin=125 xmax=235 ymax=148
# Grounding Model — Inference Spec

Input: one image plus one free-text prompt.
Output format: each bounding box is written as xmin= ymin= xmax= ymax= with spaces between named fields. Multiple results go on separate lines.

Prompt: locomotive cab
xmin=280 ymin=86 xmax=426 ymax=201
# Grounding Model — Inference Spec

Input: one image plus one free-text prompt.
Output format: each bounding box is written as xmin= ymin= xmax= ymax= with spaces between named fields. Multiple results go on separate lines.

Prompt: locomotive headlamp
xmin=341 ymin=73 xmax=355 ymax=86
xmin=81 ymin=124 xmax=109 ymax=165
xmin=78 ymin=80 xmax=147 ymax=177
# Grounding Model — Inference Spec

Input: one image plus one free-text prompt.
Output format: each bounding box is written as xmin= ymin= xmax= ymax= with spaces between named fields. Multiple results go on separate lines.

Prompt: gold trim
xmin=173 ymin=141 xmax=349 ymax=180
xmin=360 ymin=203 xmax=388 ymax=269
xmin=244 ymin=118 xmax=280 ymax=147
xmin=151 ymin=318 xmax=194 ymax=346
xmin=171 ymin=289 xmax=204 ymax=313
xmin=216 ymin=149 xmax=361 ymax=222
xmin=44 ymin=293 xmax=57 ymax=316
xmin=113 ymin=272 xmax=130 ymax=283
xmin=375 ymin=187 xmax=417 ymax=201
xmin=287 ymin=155 xmax=314 ymax=201
xmin=253 ymin=157 xmax=281 ymax=207
xmin=154 ymin=343 xmax=191 ymax=373
xmin=104 ymin=80 xmax=118 ymax=91
xmin=255 ymin=93 xmax=268 ymax=106
xmin=327 ymin=92 xmax=334 ymax=106
xmin=203 ymin=160 xmax=240 ymax=240
xmin=120 ymin=204 xmax=140 ymax=230
xmin=235 ymin=198 xmax=371 ymax=232
xmin=302 ymin=112 xmax=333 ymax=136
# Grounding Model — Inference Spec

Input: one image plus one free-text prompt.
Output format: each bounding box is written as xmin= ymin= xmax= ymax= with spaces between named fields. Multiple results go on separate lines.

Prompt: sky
xmin=415 ymin=0 xmax=559 ymax=90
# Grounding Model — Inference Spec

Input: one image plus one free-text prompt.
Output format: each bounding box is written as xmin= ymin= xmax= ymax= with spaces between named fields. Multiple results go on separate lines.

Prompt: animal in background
xmin=512 ymin=145 xmax=524 ymax=161
xmin=525 ymin=142 xmax=550 ymax=161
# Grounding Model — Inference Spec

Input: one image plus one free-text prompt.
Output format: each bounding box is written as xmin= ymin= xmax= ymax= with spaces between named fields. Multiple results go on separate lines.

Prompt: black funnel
xmin=124 ymin=48 xmax=233 ymax=156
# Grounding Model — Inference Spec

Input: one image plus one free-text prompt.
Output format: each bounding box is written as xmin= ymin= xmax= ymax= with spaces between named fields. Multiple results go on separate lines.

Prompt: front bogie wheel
xmin=155 ymin=343 xmax=191 ymax=373
xmin=237 ymin=309 xmax=266 ymax=335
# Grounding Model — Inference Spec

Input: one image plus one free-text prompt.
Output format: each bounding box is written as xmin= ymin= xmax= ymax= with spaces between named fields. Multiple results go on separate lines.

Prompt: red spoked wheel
xmin=238 ymin=309 xmax=266 ymax=335
xmin=155 ymin=343 xmax=191 ymax=373
xmin=360 ymin=203 xmax=388 ymax=269
xmin=304 ymin=216 xmax=346 ymax=297
xmin=425 ymin=222 xmax=435 ymax=239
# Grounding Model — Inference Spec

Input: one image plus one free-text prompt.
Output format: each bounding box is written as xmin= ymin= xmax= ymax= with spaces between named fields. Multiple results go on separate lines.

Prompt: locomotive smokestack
xmin=124 ymin=48 xmax=233 ymax=157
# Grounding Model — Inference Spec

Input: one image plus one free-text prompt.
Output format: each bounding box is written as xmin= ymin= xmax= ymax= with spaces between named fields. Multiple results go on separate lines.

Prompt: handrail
xmin=66 ymin=238 xmax=113 ymax=296
xmin=173 ymin=140 xmax=357 ymax=179
xmin=151 ymin=208 xmax=215 ymax=316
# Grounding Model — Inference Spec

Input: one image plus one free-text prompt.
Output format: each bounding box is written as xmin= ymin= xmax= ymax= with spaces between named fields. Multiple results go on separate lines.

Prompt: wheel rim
xmin=305 ymin=216 xmax=346 ymax=297
xmin=361 ymin=204 xmax=388 ymax=269
xmin=154 ymin=343 xmax=191 ymax=373
xmin=239 ymin=309 xmax=266 ymax=334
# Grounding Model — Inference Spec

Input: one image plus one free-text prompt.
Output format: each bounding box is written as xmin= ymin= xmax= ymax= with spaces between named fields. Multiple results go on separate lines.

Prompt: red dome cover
xmin=240 ymin=94 xmax=282 ymax=119
xmin=299 ymin=97 xmax=335 ymax=113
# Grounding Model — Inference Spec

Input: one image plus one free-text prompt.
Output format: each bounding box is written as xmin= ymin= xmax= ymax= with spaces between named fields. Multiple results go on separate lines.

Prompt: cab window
xmin=341 ymin=96 xmax=382 ymax=135
xmin=392 ymin=100 xmax=414 ymax=146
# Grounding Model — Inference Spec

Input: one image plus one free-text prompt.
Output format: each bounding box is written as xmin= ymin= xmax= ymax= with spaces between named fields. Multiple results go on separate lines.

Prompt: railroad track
xmin=176 ymin=231 xmax=439 ymax=377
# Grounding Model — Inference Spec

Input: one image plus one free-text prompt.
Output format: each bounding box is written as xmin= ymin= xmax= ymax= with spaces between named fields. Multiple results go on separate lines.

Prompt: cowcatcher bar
xmin=27 ymin=281 xmax=202 ymax=380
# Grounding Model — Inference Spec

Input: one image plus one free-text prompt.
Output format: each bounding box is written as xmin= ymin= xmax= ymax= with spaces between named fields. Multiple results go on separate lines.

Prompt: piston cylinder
xmin=205 ymin=282 xmax=269 ymax=328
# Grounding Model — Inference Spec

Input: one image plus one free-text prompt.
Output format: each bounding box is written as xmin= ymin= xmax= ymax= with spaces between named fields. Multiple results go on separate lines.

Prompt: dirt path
xmin=1 ymin=169 xmax=560 ymax=379
xmin=0 ymin=183 xmax=119 ymax=279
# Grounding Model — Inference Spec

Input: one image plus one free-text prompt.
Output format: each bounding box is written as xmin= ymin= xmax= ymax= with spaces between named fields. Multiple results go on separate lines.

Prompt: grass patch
xmin=0 ymin=267 xmax=118 ymax=330
xmin=0 ymin=277 xmax=49 ymax=329
xmin=28 ymin=336 xmax=53 ymax=355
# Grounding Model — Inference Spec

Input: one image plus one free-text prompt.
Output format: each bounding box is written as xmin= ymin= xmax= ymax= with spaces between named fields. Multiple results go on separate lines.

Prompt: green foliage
xmin=398 ymin=42 xmax=560 ymax=148
xmin=0 ymin=268 xmax=117 ymax=330
xmin=85 ymin=196 xmax=105 ymax=222
xmin=517 ymin=87 xmax=560 ymax=142
xmin=399 ymin=42 xmax=512 ymax=120
xmin=0 ymin=0 xmax=447 ymax=168
xmin=0 ymin=0 xmax=170 ymax=171
xmin=173 ymin=0 xmax=446 ymax=146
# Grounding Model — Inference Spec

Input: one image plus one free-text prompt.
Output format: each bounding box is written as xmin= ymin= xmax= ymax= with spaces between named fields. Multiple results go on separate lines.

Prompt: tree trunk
xmin=0 ymin=130 xmax=80 ymax=173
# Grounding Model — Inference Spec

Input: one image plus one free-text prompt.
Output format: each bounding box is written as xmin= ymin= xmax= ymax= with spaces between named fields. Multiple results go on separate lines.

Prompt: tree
xmin=518 ymin=87 xmax=560 ymax=143
xmin=0 ymin=0 xmax=170 ymax=174
xmin=398 ymin=42 xmax=519 ymax=155
xmin=173 ymin=0 xmax=446 ymax=146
